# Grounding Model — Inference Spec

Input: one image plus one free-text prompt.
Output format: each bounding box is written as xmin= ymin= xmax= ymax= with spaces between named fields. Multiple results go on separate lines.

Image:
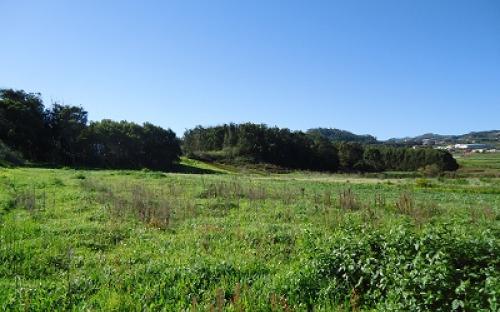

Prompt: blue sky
xmin=1 ymin=0 xmax=499 ymax=139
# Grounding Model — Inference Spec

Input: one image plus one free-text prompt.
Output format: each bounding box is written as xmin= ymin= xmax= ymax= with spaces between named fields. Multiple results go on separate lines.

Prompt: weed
xmin=395 ymin=191 xmax=414 ymax=215
xmin=0 ymin=168 xmax=498 ymax=311
xmin=339 ymin=188 xmax=359 ymax=211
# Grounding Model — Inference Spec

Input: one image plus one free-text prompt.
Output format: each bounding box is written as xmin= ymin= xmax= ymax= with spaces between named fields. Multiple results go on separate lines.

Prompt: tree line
xmin=1 ymin=88 xmax=458 ymax=172
xmin=183 ymin=123 xmax=459 ymax=172
xmin=0 ymin=89 xmax=181 ymax=170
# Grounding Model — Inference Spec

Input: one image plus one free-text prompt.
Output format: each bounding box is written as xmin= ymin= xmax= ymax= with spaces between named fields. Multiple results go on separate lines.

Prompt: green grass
xmin=0 ymin=164 xmax=499 ymax=311
xmin=177 ymin=157 xmax=233 ymax=174
xmin=456 ymin=152 xmax=500 ymax=177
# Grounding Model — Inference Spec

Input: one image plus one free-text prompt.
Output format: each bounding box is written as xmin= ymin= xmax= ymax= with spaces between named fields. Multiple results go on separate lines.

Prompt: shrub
xmin=277 ymin=225 xmax=499 ymax=311
xmin=419 ymin=164 xmax=442 ymax=177
xmin=0 ymin=140 xmax=24 ymax=166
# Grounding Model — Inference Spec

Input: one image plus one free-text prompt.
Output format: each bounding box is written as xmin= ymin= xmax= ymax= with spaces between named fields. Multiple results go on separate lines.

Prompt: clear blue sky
xmin=1 ymin=0 xmax=499 ymax=139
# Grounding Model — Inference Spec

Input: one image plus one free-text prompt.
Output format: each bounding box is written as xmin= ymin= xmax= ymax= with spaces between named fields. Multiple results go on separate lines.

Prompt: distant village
xmin=387 ymin=130 xmax=500 ymax=153
xmin=414 ymin=139 xmax=497 ymax=153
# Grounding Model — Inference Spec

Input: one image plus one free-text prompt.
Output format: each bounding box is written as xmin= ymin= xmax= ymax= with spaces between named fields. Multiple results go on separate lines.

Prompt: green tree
xmin=311 ymin=136 xmax=339 ymax=171
xmin=46 ymin=103 xmax=88 ymax=165
xmin=363 ymin=147 xmax=384 ymax=171
xmin=141 ymin=122 xmax=181 ymax=170
xmin=82 ymin=120 xmax=181 ymax=170
xmin=338 ymin=142 xmax=364 ymax=171
xmin=0 ymin=89 xmax=49 ymax=160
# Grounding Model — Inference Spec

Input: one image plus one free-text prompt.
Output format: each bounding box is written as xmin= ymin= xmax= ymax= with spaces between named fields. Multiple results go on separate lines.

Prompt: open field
xmin=1 ymin=159 xmax=499 ymax=311
xmin=456 ymin=153 xmax=500 ymax=177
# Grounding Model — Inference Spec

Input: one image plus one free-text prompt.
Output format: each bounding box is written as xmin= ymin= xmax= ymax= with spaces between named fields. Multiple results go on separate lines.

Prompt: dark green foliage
xmin=81 ymin=120 xmax=143 ymax=169
xmin=279 ymin=225 xmax=499 ymax=311
xmin=46 ymin=103 xmax=88 ymax=165
xmin=183 ymin=124 xmax=458 ymax=172
xmin=310 ymin=136 xmax=340 ymax=171
xmin=0 ymin=88 xmax=181 ymax=170
xmin=184 ymin=123 xmax=340 ymax=171
xmin=81 ymin=120 xmax=181 ymax=170
xmin=307 ymin=127 xmax=378 ymax=143
xmin=0 ymin=89 xmax=49 ymax=160
xmin=141 ymin=123 xmax=182 ymax=170
xmin=363 ymin=146 xmax=384 ymax=171
xmin=0 ymin=140 xmax=24 ymax=166
xmin=1 ymin=87 xmax=458 ymax=173
xmin=338 ymin=142 xmax=364 ymax=171
xmin=375 ymin=146 xmax=459 ymax=172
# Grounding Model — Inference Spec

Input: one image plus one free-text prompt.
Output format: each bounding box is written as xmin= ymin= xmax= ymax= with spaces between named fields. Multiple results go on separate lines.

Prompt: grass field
xmin=456 ymin=152 xmax=500 ymax=177
xmin=1 ymin=155 xmax=499 ymax=311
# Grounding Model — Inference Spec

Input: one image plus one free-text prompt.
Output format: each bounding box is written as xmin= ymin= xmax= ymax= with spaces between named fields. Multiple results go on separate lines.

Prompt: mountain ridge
xmin=387 ymin=130 xmax=500 ymax=144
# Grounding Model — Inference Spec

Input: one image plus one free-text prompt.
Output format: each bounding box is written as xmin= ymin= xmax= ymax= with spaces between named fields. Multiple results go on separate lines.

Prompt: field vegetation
xmin=0 ymin=153 xmax=498 ymax=311
xmin=456 ymin=153 xmax=500 ymax=177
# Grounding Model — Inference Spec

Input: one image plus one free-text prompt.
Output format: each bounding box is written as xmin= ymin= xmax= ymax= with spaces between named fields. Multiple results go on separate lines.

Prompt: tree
xmin=0 ymin=89 xmax=49 ymax=160
xmin=338 ymin=142 xmax=364 ymax=171
xmin=82 ymin=120 xmax=181 ymax=170
xmin=82 ymin=120 xmax=143 ymax=168
xmin=311 ymin=136 xmax=339 ymax=171
xmin=363 ymin=147 xmax=384 ymax=171
xmin=46 ymin=103 xmax=88 ymax=165
xmin=0 ymin=88 xmax=182 ymax=170
xmin=182 ymin=123 xmax=458 ymax=173
xmin=141 ymin=123 xmax=181 ymax=170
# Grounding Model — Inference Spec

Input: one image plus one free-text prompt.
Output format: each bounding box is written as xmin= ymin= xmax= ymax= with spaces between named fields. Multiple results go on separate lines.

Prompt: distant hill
xmin=307 ymin=128 xmax=378 ymax=143
xmin=387 ymin=130 xmax=500 ymax=146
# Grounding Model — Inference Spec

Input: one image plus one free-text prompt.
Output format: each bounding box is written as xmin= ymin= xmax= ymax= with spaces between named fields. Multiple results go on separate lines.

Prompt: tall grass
xmin=80 ymin=178 xmax=199 ymax=229
xmin=0 ymin=168 xmax=498 ymax=311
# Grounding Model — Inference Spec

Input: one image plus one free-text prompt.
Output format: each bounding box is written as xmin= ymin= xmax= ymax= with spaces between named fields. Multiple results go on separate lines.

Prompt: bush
xmin=277 ymin=225 xmax=499 ymax=311
xmin=415 ymin=178 xmax=433 ymax=188
xmin=0 ymin=140 xmax=24 ymax=166
xmin=419 ymin=164 xmax=442 ymax=177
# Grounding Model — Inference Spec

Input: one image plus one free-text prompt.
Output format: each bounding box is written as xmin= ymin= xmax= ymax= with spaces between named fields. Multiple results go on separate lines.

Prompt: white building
xmin=454 ymin=143 xmax=489 ymax=150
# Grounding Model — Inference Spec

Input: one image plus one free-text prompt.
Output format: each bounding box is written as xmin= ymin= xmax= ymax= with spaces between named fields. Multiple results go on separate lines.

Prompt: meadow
xmin=0 ymin=154 xmax=499 ymax=311
xmin=456 ymin=152 xmax=500 ymax=177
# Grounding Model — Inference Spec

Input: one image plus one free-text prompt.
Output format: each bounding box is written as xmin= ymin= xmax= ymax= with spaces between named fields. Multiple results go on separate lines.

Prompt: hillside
xmin=307 ymin=128 xmax=378 ymax=143
xmin=387 ymin=130 xmax=500 ymax=146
